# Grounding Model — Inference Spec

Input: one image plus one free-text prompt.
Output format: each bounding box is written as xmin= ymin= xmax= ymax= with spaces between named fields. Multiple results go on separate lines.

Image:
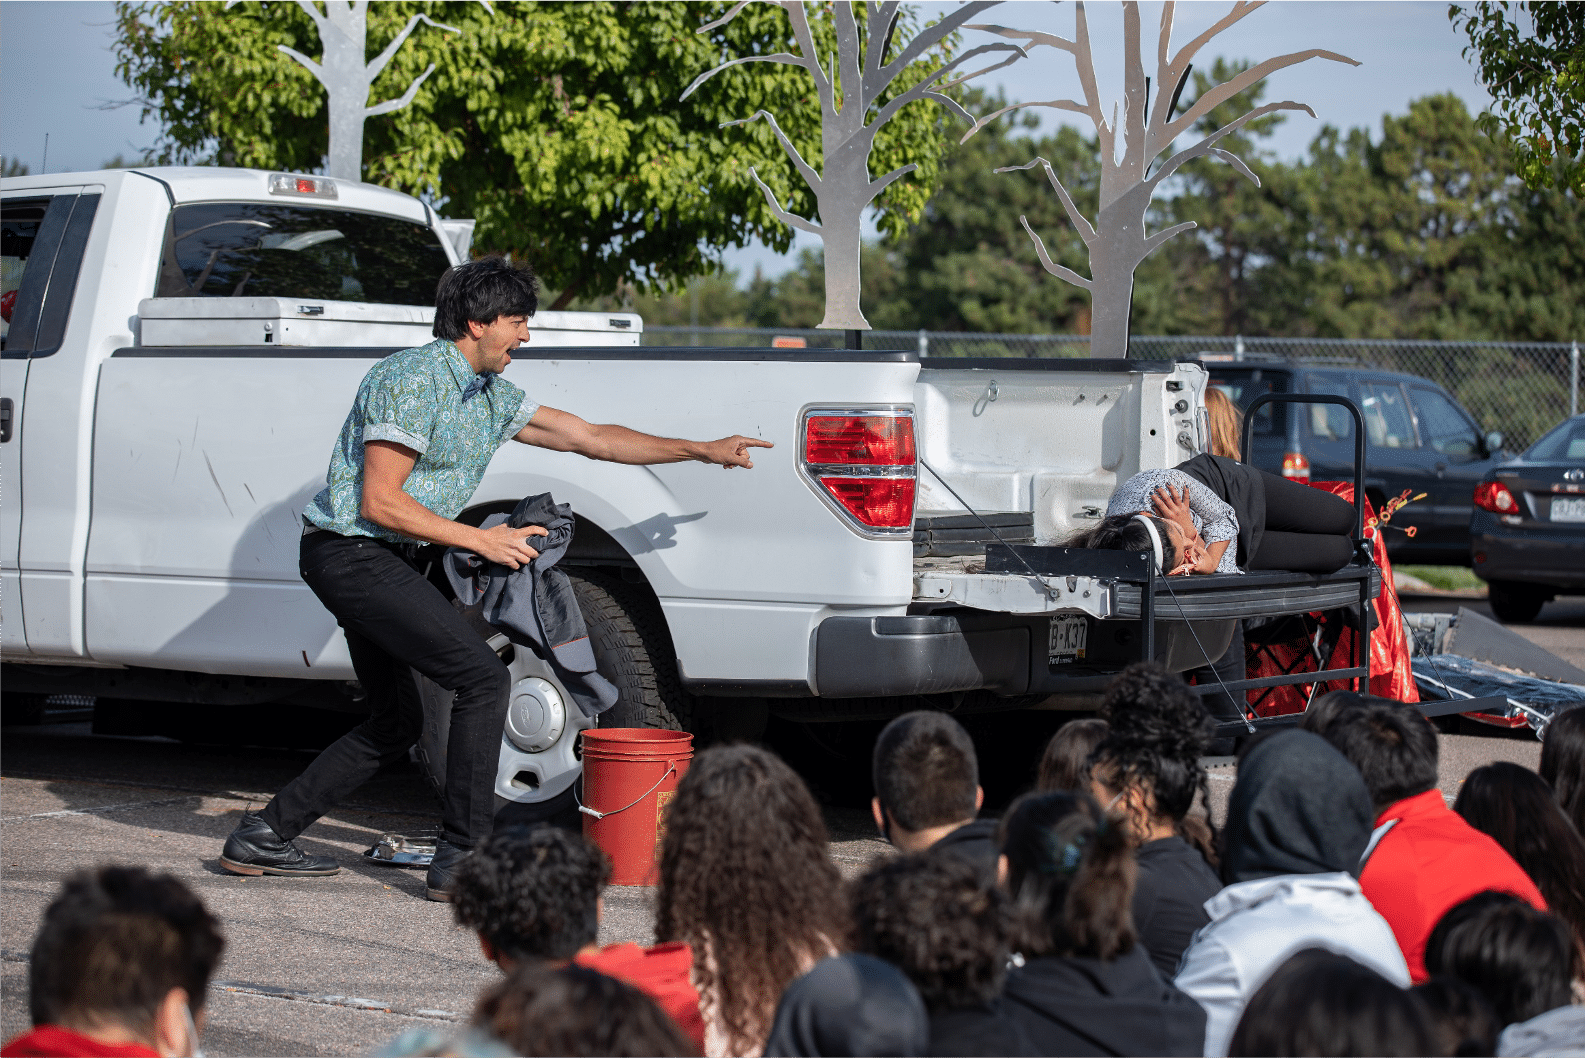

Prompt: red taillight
xmin=802 ymin=410 xmax=916 ymax=535
xmin=1282 ymin=452 xmax=1311 ymax=482
xmin=818 ymin=477 xmax=916 ymax=529
xmin=1474 ymin=481 xmax=1519 ymax=513
xmin=805 ymin=415 xmax=915 ymax=465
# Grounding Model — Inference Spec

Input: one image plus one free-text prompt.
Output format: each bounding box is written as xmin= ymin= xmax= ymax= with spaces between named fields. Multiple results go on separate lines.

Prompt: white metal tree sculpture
xmin=683 ymin=1 xmax=1023 ymax=331
xmin=257 ymin=1 xmax=471 ymax=181
xmin=964 ymin=1 xmax=1358 ymax=356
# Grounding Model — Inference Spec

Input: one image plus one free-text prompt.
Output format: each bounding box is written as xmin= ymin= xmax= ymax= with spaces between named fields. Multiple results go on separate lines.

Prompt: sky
xmin=0 ymin=0 xmax=1495 ymax=282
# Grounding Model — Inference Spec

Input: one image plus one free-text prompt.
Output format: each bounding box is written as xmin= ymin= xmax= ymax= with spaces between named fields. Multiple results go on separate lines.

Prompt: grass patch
xmin=1396 ymin=564 xmax=1486 ymax=592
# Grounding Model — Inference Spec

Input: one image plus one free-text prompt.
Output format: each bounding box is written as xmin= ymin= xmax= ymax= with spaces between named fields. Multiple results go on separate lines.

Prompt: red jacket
xmin=2 ymin=1027 xmax=160 ymax=1057
xmin=575 ymin=941 xmax=704 ymax=1053
xmin=1359 ymin=788 xmax=1547 ymax=982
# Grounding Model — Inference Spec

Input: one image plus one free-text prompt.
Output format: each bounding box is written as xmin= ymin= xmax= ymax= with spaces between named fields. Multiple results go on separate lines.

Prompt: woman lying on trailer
xmin=1069 ymin=453 xmax=1357 ymax=576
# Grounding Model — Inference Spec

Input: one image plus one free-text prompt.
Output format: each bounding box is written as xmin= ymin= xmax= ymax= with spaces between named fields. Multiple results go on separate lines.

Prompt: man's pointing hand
xmin=701 ymin=436 xmax=774 ymax=469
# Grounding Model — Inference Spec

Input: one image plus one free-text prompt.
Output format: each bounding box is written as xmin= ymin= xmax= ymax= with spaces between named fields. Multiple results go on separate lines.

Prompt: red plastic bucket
xmin=580 ymin=728 xmax=693 ymax=885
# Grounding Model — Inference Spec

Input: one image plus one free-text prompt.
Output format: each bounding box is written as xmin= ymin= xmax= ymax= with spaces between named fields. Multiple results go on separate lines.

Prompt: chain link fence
xmin=644 ymin=326 xmax=1583 ymax=451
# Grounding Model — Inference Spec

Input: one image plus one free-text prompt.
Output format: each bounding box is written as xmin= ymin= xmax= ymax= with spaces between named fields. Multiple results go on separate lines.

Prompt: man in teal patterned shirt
xmin=220 ymin=257 xmax=769 ymax=899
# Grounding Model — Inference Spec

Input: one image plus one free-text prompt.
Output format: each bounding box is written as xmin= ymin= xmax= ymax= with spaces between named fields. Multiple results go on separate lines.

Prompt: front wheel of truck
xmin=411 ymin=569 xmax=690 ymax=818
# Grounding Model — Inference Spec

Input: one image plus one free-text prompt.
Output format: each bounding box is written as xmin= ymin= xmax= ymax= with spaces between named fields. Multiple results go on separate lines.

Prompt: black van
xmin=1199 ymin=358 xmax=1507 ymax=565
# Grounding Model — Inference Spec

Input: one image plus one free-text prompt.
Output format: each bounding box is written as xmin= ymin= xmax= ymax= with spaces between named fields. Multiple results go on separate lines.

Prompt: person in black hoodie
xmin=871 ymin=712 xmax=996 ymax=878
xmin=851 ymin=851 xmax=1035 ymax=1057
xmin=1088 ymin=664 xmax=1223 ymax=978
xmin=764 ymin=954 xmax=929 ymax=1058
xmin=997 ymin=791 xmax=1206 ymax=1057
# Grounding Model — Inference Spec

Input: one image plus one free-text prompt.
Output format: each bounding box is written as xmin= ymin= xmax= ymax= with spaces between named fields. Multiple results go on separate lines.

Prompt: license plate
xmin=1049 ymin=615 xmax=1088 ymax=664
xmin=1554 ymin=497 xmax=1585 ymax=522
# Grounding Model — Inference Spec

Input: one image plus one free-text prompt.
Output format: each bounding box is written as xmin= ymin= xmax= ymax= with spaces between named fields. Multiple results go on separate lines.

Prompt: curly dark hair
xmin=655 ymin=745 xmax=846 ymax=1055
xmin=849 ymin=851 xmax=1011 ymax=1012
xmin=474 ymin=964 xmax=696 ymax=1057
xmin=997 ymin=791 xmax=1136 ymax=961
xmin=450 ymin=825 xmax=610 ymax=963
xmin=1066 ymin=513 xmax=1180 ymax=572
xmin=1091 ymin=663 xmax=1215 ymax=863
xmin=29 ymin=865 xmax=225 ymax=1031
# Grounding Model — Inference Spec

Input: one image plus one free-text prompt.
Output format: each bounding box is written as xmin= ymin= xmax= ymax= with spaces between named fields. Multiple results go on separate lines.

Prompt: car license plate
xmin=1049 ymin=615 xmax=1088 ymax=664
xmin=1554 ymin=497 xmax=1585 ymax=522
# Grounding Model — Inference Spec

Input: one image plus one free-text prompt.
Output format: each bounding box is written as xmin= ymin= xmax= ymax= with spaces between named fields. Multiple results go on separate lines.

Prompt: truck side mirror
xmin=1484 ymin=430 xmax=1505 ymax=457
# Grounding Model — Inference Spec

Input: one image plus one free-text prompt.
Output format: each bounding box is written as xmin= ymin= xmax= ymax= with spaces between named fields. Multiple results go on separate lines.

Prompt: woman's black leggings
xmin=1247 ymin=470 xmax=1357 ymax=572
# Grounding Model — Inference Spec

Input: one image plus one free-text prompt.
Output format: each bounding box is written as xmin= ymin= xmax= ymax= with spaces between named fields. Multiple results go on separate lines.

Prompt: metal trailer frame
xmin=986 ymin=393 xmax=1508 ymax=733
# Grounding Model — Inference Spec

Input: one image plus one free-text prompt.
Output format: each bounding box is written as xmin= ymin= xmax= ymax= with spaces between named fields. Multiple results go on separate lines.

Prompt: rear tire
xmin=569 ymin=570 xmax=690 ymax=733
xmin=1488 ymin=581 xmax=1546 ymax=624
xmin=412 ymin=570 xmax=691 ymax=811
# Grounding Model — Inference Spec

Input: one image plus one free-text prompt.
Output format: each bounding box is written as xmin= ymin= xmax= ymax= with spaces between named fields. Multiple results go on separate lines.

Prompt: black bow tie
xmin=461 ymin=373 xmax=494 ymax=403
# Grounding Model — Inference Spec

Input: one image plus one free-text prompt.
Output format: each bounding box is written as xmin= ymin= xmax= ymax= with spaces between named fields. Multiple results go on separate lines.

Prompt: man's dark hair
xmin=29 ymin=865 xmax=225 ymax=1032
xmin=474 ymin=964 xmax=695 ymax=1057
xmin=1424 ymin=891 xmax=1574 ymax=1025
xmin=451 ymin=825 xmax=609 ymax=962
xmin=850 ymin=850 xmax=1011 ymax=1012
xmin=1228 ymin=949 xmax=1438 ymax=1057
xmin=1319 ymin=700 xmax=1438 ymax=811
xmin=432 ymin=255 xmax=539 ymax=340
xmin=871 ymin=711 xmax=979 ymax=832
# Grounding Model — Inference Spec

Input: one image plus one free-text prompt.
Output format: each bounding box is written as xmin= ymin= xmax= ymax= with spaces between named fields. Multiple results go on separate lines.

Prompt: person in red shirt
xmin=448 ymin=824 xmax=704 ymax=1052
xmin=1312 ymin=699 xmax=1546 ymax=982
xmin=2 ymin=866 xmax=223 ymax=1058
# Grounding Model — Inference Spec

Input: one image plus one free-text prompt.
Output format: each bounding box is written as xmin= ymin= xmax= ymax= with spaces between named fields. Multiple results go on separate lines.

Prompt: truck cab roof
xmin=2 ymin=167 xmax=432 ymax=226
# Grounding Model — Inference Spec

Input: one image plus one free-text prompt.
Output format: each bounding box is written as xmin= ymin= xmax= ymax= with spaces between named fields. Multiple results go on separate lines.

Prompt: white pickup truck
xmin=1 ymin=166 xmax=1217 ymax=804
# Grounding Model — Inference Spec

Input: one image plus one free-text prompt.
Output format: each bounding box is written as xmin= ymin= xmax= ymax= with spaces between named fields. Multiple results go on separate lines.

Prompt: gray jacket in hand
xmin=444 ymin=493 xmax=619 ymax=718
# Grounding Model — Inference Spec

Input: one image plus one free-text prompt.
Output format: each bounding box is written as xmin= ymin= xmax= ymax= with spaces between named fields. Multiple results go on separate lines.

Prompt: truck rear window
xmin=1 ymin=197 xmax=49 ymax=347
xmin=156 ymin=202 xmax=451 ymax=305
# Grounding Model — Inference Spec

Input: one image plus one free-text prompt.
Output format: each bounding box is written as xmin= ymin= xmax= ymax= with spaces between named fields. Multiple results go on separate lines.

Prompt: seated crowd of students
xmin=7 ymin=670 xmax=1585 ymax=1058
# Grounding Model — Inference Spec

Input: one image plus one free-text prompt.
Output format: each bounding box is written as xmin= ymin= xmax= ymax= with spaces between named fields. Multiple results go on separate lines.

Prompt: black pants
xmin=259 ymin=530 xmax=510 ymax=848
xmin=1248 ymin=470 xmax=1356 ymax=572
xmin=1189 ymin=621 xmax=1248 ymax=724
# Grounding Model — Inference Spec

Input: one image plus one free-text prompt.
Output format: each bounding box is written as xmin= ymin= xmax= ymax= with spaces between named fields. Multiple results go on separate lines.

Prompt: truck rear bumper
xmin=812 ymin=612 xmax=1238 ymax=699
xmin=813 ymin=614 xmax=1030 ymax=697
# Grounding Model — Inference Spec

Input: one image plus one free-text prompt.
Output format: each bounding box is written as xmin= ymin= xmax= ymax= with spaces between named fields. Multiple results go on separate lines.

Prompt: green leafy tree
xmin=1452 ymin=1 xmax=1585 ymax=195
xmin=113 ymin=1 xmax=959 ymax=308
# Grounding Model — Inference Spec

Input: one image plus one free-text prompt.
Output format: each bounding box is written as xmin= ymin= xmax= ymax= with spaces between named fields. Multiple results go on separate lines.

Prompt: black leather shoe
xmin=220 ymin=811 xmax=340 ymax=877
xmin=425 ymin=839 xmax=470 ymax=902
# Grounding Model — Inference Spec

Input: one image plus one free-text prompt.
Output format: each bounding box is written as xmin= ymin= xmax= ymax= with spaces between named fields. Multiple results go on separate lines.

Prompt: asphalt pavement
xmin=0 ymin=588 xmax=1572 ymax=1055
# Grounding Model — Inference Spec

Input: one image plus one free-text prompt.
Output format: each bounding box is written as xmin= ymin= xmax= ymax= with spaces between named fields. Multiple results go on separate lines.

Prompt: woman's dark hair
xmin=29 ymin=865 xmax=226 ymax=1032
xmin=850 ymin=851 xmax=1012 ymax=1012
xmin=1035 ymin=718 xmax=1108 ymax=792
xmin=1413 ymin=977 xmax=1501 ymax=1058
xmin=1092 ymin=663 xmax=1217 ymax=867
xmin=997 ymin=791 xmax=1135 ymax=961
xmin=655 ymin=745 xmax=846 ymax=1055
xmin=432 ymin=254 xmax=539 ymax=340
xmin=1452 ymin=761 xmax=1585 ymax=975
xmin=1227 ymin=948 xmax=1438 ymax=1057
xmin=473 ymin=964 xmax=696 ymax=1057
xmin=1540 ymin=706 xmax=1585 ymax=838
xmin=1424 ymin=891 xmax=1574 ymax=1026
xmin=1066 ymin=513 xmax=1180 ymax=572
xmin=450 ymin=825 xmax=609 ymax=962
